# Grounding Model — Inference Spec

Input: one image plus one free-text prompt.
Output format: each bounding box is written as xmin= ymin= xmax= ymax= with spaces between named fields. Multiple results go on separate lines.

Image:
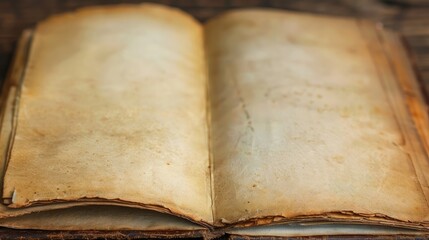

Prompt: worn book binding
xmin=0 ymin=3 xmax=428 ymax=238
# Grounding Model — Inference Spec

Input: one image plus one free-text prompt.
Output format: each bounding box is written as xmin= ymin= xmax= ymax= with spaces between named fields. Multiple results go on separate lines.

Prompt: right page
xmin=205 ymin=9 xmax=429 ymax=226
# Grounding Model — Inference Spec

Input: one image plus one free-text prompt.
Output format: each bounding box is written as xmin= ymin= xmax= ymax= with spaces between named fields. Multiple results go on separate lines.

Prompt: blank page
xmin=2 ymin=4 xmax=212 ymax=224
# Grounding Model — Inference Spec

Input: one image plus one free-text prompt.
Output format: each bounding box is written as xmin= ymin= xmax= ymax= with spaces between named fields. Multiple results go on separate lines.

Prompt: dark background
xmin=1 ymin=0 xmax=429 ymax=100
xmin=0 ymin=0 xmax=428 ymax=93
xmin=0 ymin=0 xmax=428 ymax=239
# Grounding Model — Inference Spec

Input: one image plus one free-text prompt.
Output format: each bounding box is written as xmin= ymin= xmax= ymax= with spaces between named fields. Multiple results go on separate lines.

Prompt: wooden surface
xmin=0 ymin=0 xmax=429 ymax=239
xmin=0 ymin=0 xmax=416 ymax=73
xmin=1 ymin=0 xmax=429 ymax=102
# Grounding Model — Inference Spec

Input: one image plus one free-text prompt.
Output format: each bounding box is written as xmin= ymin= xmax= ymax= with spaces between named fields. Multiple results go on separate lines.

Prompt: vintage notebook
xmin=0 ymin=3 xmax=428 ymax=238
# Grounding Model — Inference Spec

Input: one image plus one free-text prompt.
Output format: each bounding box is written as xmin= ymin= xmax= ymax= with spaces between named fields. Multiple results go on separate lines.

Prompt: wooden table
xmin=1 ymin=0 xmax=429 ymax=100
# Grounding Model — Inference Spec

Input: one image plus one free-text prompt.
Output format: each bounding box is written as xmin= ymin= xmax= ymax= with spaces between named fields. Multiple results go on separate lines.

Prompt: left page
xmin=1 ymin=4 xmax=213 ymax=225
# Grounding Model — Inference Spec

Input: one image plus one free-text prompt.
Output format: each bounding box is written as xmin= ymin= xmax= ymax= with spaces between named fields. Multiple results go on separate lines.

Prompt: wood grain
xmin=1 ymin=0 xmax=428 ymax=100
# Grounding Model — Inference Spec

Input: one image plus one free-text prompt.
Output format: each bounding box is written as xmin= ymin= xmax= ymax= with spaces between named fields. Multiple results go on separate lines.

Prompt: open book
xmin=0 ymin=3 xmax=429 ymax=238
